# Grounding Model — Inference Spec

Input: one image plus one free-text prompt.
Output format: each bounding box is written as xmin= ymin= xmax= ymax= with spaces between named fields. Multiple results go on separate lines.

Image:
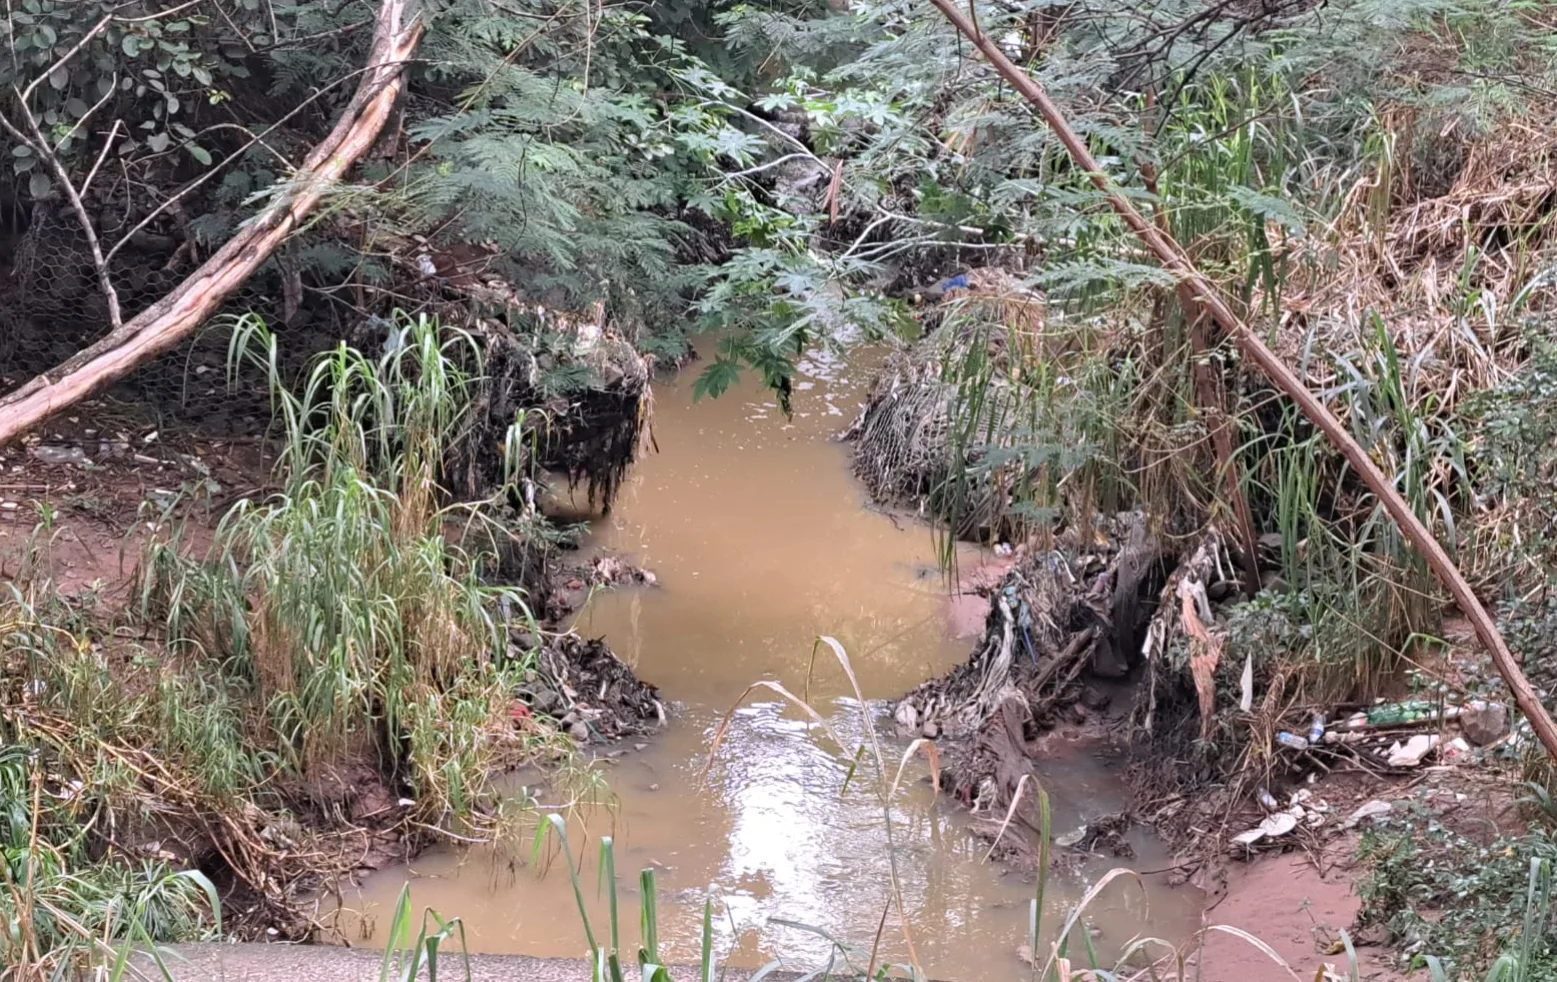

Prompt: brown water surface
xmin=337 ymin=343 xmax=1199 ymax=979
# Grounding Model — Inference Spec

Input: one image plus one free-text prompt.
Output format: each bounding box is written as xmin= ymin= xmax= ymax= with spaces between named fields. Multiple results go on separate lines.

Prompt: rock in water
xmin=1461 ymin=701 xmax=1509 ymax=746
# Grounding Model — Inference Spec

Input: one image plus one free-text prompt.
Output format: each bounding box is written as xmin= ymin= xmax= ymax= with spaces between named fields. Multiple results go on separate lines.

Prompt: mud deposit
xmin=335 ymin=344 xmax=1200 ymax=980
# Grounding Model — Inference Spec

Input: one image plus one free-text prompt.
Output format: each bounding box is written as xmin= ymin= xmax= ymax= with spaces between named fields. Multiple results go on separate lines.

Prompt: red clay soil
xmin=944 ymin=554 xmax=1014 ymax=638
xmin=0 ymin=430 xmax=255 ymax=595
xmin=1193 ymin=846 xmax=1410 ymax=981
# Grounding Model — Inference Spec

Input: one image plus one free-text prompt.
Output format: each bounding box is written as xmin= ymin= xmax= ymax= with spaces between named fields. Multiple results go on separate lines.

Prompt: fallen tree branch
xmin=0 ymin=0 xmax=423 ymax=446
xmin=926 ymin=0 xmax=1557 ymax=762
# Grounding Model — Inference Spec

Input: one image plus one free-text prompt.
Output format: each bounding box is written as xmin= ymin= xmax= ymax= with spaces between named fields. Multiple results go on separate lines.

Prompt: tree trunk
xmin=0 ymin=0 xmax=423 ymax=446
xmin=927 ymin=0 xmax=1557 ymax=763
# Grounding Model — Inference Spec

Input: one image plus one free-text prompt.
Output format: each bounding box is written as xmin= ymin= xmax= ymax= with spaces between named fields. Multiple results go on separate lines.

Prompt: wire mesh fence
xmin=0 ymin=205 xmax=357 ymax=442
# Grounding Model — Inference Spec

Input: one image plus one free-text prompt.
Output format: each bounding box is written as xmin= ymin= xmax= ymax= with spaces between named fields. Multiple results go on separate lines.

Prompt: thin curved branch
xmin=928 ymin=0 xmax=1557 ymax=763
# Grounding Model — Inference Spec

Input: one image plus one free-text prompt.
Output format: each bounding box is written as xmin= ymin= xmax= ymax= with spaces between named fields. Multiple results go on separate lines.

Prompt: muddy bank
xmin=889 ymin=516 xmax=1170 ymax=862
xmin=893 ymin=511 xmax=1525 ymax=980
xmin=0 ymin=313 xmax=665 ymax=944
xmin=1194 ymin=845 xmax=1406 ymax=982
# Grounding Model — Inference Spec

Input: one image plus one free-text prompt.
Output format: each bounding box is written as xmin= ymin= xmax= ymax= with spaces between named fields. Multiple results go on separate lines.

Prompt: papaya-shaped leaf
xmin=692 ymin=358 xmax=741 ymax=402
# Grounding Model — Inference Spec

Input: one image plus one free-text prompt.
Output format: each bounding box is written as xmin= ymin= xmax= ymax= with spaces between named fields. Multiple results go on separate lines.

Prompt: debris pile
xmin=1268 ymin=698 xmax=1509 ymax=766
xmin=519 ymin=633 xmax=665 ymax=743
xmin=891 ymin=513 xmax=1169 ymax=862
xmin=895 ymin=512 xmax=1164 ymax=740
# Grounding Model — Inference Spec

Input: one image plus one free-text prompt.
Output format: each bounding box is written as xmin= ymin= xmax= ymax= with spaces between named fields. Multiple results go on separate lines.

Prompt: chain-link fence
xmin=0 ymin=204 xmax=359 ymax=442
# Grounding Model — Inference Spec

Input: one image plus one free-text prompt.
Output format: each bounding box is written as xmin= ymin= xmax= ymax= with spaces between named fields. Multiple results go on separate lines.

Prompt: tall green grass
xmin=1 ymin=311 xmax=563 ymax=974
xmin=142 ymin=312 xmax=540 ymax=826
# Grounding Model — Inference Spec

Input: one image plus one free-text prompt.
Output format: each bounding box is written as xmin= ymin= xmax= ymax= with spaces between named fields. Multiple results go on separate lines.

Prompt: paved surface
xmin=140 ymin=943 xmax=816 ymax=982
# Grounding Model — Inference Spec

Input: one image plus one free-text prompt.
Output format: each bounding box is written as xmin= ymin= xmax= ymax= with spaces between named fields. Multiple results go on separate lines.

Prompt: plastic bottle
xmin=1274 ymin=732 xmax=1310 ymax=751
xmin=1308 ymin=713 xmax=1326 ymax=744
xmin=1366 ymin=700 xmax=1435 ymax=727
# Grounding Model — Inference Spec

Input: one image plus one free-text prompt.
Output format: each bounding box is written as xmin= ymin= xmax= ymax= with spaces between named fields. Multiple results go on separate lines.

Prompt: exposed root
xmin=443 ymin=312 xmax=652 ymax=513
xmin=894 ymin=515 xmax=1172 ymax=864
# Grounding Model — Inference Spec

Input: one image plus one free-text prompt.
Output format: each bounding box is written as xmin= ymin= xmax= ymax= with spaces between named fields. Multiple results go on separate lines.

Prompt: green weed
xmin=143 ymin=312 xmax=540 ymax=826
xmin=1359 ymin=806 xmax=1557 ymax=978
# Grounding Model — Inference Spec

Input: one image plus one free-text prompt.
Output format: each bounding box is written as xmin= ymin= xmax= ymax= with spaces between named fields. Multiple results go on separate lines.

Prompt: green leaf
xmin=1229 ymin=186 xmax=1307 ymax=237
xmin=37 ymin=22 xmax=56 ymax=45
xmin=691 ymin=358 xmax=741 ymax=402
xmin=48 ymin=65 xmax=68 ymax=90
xmin=186 ymin=142 xmax=212 ymax=166
xmin=122 ymin=34 xmax=140 ymax=57
xmin=147 ymin=131 xmax=171 ymax=152
xmin=28 ymin=171 xmax=51 ymax=199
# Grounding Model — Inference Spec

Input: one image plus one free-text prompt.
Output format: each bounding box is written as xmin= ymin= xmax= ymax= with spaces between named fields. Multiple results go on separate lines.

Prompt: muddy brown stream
xmin=337 ymin=343 xmax=1200 ymax=979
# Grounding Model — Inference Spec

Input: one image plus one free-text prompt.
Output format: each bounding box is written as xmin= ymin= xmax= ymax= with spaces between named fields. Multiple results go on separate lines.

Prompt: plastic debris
xmin=1461 ymin=700 xmax=1509 ymax=746
xmin=1385 ymin=733 xmax=1439 ymax=767
xmin=1441 ymin=736 xmax=1473 ymax=762
xmin=1308 ymin=713 xmax=1326 ymax=744
xmin=1055 ymin=827 xmax=1086 ymax=848
xmin=1256 ymin=787 xmax=1279 ymax=811
xmin=1344 ymin=800 xmax=1392 ymax=828
xmin=31 ymin=445 xmax=89 ymax=466
xmin=1239 ymin=653 xmax=1254 ymax=712
xmin=1369 ymin=700 xmax=1436 ymax=726
xmin=1275 ymin=731 xmax=1310 ymax=751
xmin=1232 ymin=811 xmax=1299 ymax=846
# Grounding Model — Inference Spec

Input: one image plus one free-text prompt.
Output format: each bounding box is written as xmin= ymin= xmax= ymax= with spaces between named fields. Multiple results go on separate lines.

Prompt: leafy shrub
xmin=1358 ymin=805 xmax=1557 ymax=977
